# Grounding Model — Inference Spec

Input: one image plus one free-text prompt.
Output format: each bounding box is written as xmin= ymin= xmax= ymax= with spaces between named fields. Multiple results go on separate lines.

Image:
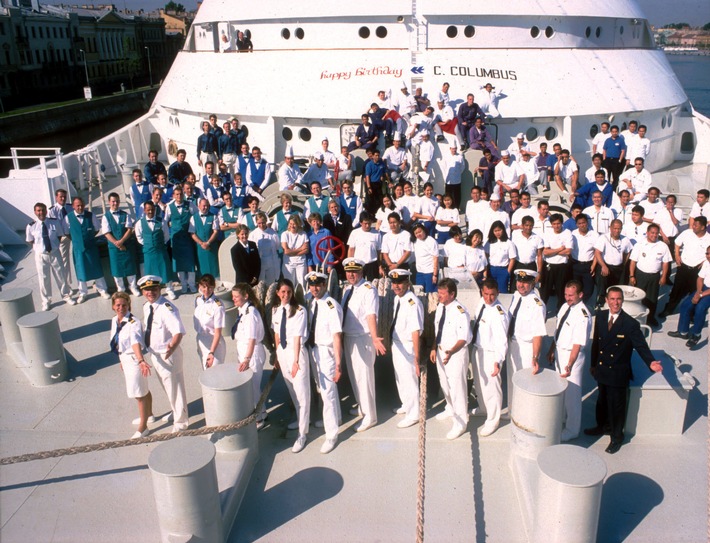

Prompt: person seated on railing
xmin=336 ymin=145 xmax=353 ymax=183
xmin=347 ymin=114 xmax=379 ymax=154
xmin=382 ymin=138 xmax=409 ymax=185
xmin=302 ymin=152 xmax=334 ymax=191
xmin=168 ymin=148 xmax=194 ymax=185
xmin=468 ymin=117 xmax=498 ymax=157
xmin=457 ymin=93 xmax=484 ymax=149
xmin=278 ymin=146 xmax=304 ymax=191
xmin=245 ymin=146 xmax=272 ymax=195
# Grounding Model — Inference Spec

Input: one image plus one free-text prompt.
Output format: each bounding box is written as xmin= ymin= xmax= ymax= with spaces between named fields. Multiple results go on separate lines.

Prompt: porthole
xmin=376 ymin=26 xmax=387 ymax=38
xmin=590 ymin=124 xmax=599 ymax=138
xmin=295 ymin=27 xmax=304 ymax=40
xmin=526 ymin=127 xmax=538 ymax=141
xmin=281 ymin=28 xmax=290 ymax=40
xmin=358 ymin=26 xmax=370 ymax=39
xmin=299 ymin=128 xmax=312 ymax=142
xmin=545 ymin=26 xmax=554 ymax=38
xmin=530 ymin=26 xmax=540 ymax=38
xmin=620 ymin=26 xmax=624 ymax=35
xmin=661 ymin=116 xmax=666 ymax=129
xmin=667 ymin=114 xmax=673 ymax=128
xmin=545 ymin=127 xmax=557 ymax=141
xmin=464 ymin=25 xmax=475 ymax=38
xmin=585 ymin=26 xmax=591 ymax=38
xmin=595 ymin=26 xmax=602 ymax=38
xmin=282 ymin=127 xmax=293 ymax=141
xmin=446 ymin=25 xmax=458 ymax=38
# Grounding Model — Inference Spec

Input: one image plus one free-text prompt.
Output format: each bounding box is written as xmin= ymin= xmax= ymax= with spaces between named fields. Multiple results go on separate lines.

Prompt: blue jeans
xmin=489 ymin=265 xmax=510 ymax=293
xmin=416 ymin=272 xmax=437 ymax=293
xmin=678 ymin=292 xmax=710 ymax=336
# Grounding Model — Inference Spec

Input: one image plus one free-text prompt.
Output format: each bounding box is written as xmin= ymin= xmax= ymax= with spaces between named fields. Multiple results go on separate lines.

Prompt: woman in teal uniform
xmin=135 ymin=201 xmax=176 ymax=299
xmin=165 ymin=184 xmax=197 ymax=293
xmin=66 ymin=196 xmax=110 ymax=303
xmin=190 ymin=198 xmax=220 ymax=278
xmin=102 ymin=192 xmax=139 ymax=295
xmin=219 ymin=191 xmax=240 ymax=238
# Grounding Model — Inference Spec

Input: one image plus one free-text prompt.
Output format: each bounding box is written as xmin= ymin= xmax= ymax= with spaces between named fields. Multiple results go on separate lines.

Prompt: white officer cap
xmin=490 ymin=193 xmax=501 ymax=201
xmin=514 ymin=269 xmax=538 ymax=283
xmin=343 ymin=257 xmax=364 ymax=271
xmin=138 ymin=275 xmax=162 ymax=290
xmin=388 ymin=269 xmax=411 ymax=283
xmin=306 ymin=271 xmax=328 ymax=285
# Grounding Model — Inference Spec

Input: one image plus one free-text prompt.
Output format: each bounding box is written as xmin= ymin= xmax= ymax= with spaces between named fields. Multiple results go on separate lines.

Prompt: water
xmin=667 ymin=54 xmax=710 ymax=116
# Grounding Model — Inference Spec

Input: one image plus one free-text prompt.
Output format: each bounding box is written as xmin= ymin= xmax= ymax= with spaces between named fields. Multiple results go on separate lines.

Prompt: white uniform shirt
xmin=472 ymin=300 xmax=508 ymax=361
xmin=511 ymin=231 xmax=544 ymax=264
xmin=466 ymin=247 xmax=488 ymax=273
xmin=518 ymin=159 xmax=539 ymax=189
xmin=630 ymin=240 xmax=672 ymax=273
xmin=621 ymin=168 xmax=652 ymax=202
xmin=444 ymin=239 xmax=468 ymax=267
xmin=413 ymin=236 xmax=439 ymax=273
xmin=347 ymin=228 xmax=381 ymax=264
xmin=189 ymin=213 xmax=219 ymax=235
xmin=443 ymin=153 xmax=465 ymax=186
xmin=639 ymin=199 xmax=663 ymax=222
xmin=234 ymin=303 xmax=266 ymax=357
xmin=482 ymin=209 xmax=511 ymax=239
xmin=592 ymin=131 xmax=611 ymax=153
xmin=654 ymin=207 xmax=684 ymax=238
xmin=698 ymin=260 xmax=710 ymax=289
xmin=621 ymin=221 xmax=649 ymax=245
xmin=110 ymin=313 xmax=143 ymax=355
xmin=495 ymin=161 xmax=522 ymax=192
xmin=342 ymin=280 xmax=378 ymax=336
xmin=689 ymin=201 xmax=709 ymax=219
xmin=508 ymin=292 xmax=546 ymax=342
xmin=675 ymin=230 xmax=710 ymax=267
xmin=272 ymin=304 xmax=308 ymax=343
xmin=383 ymin=146 xmax=408 ymax=169
xmin=465 ymin=199 xmax=490 ymax=235
xmin=594 ymin=234 xmax=633 ymax=266
xmin=302 ymin=163 xmax=332 ymax=188
xmin=193 ymin=295 xmax=225 ymax=336
xmin=309 ymin=295 xmax=343 ymax=347
xmin=434 ymin=299 xmax=472 ymax=351
xmin=543 ymin=229 xmax=573 ymax=264
xmin=26 ymin=218 xmax=65 ymax=253
xmin=245 ymin=161 xmax=272 ymax=190
xmin=627 ymin=136 xmax=651 ymax=163
xmin=532 ymin=215 xmax=551 ymax=237
xmin=571 ymin=230 xmax=599 ymax=261
xmin=554 ymin=302 xmax=591 ymax=350
xmin=419 ymin=140 xmax=435 ymax=165
xmin=281 ymin=231 xmax=308 ymax=265
xmin=584 ymin=166 xmax=609 ymax=185
xmin=278 ymin=162 xmax=303 ymax=190
xmin=556 ymin=160 xmax=578 ymax=183
xmin=382 ymin=230 xmax=413 ymax=264
xmin=135 ymin=216 xmax=169 ymax=244
xmin=435 ymin=207 xmax=460 ymax=233
xmin=392 ymin=290 xmax=424 ymax=345
xmin=511 ymin=206 xmax=536 ymax=228
xmin=249 ymin=227 xmax=281 ymax=268
xmin=583 ymin=205 xmax=616 ymax=235
xmin=101 ymin=211 xmax=134 ymax=236
xmin=485 ymin=239 xmax=518 ymax=267
xmin=143 ymin=297 xmax=186 ymax=352
xmin=417 ymin=196 xmax=440 ymax=220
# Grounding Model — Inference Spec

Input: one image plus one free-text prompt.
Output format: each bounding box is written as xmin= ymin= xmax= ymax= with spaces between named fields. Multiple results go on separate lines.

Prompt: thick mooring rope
xmin=415 ymin=362 xmax=428 ymax=543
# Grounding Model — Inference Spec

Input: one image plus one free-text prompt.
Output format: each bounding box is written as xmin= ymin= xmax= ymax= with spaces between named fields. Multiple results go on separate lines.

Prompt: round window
xmin=282 ymin=127 xmax=293 ymax=141
xmin=530 ymin=26 xmax=540 ymax=38
xmin=526 ymin=127 xmax=539 ymax=141
xmin=545 ymin=26 xmax=554 ymax=38
xmin=667 ymin=114 xmax=673 ymax=128
xmin=376 ymin=26 xmax=387 ymax=38
xmin=596 ymin=27 xmax=602 ymax=38
xmin=281 ymin=28 xmax=290 ymax=40
xmin=295 ymin=27 xmax=304 ymax=40
xmin=620 ymin=26 xmax=624 ymax=35
xmin=299 ymin=128 xmax=312 ymax=142
xmin=590 ymin=124 xmax=599 ymax=138
xmin=585 ymin=26 xmax=591 ymax=38
xmin=464 ymin=25 xmax=475 ymax=38
xmin=545 ymin=126 xmax=558 ymax=141
xmin=358 ymin=26 xmax=370 ymax=39
xmin=661 ymin=116 xmax=666 ymax=129
xmin=446 ymin=25 xmax=458 ymax=38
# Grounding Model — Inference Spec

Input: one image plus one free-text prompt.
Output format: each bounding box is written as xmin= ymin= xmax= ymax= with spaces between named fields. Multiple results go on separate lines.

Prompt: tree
xmin=703 ymin=22 xmax=710 ymax=31
xmin=663 ymin=23 xmax=690 ymax=30
xmin=165 ymin=2 xmax=185 ymax=13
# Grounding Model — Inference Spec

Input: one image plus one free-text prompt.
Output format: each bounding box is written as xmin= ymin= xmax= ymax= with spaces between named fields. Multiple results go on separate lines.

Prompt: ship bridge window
xmin=281 ymin=28 xmax=290 ymax=40
xmin=530 ymin=26 xmax=540 ymax=38
xmin=545 ymin=26 xmax=554 ymax=38
xmin=446 ymin=26 xmax=458 ymax=38
xmin=359 ymin=27 xmax=370 ymax=39
xmin=585 ymin=26 xmax=591 ymax=38
xmin=661 ymin=117 xmax=666 ymax=129
xmin=299 ymin=128 xmax=312 ymax=142
xmin=667 ymin=114 xmax=673 ymax=128
xmin=526 ymin=127 xmax=538 ymax=141
xmin=595 ymin=27 xmax=602 ymax=38
xmin=680 ymin=132 xmax=695 ymax=154
xmin=295 ymin=28 xmax=304 ymax=40
xmin=283 ymin=127 xmax=293 ymax=141
xmin=376 ymin=26 xmax=387 ymax=38
xmin=464 ymin=25 xmax=475 ymax=38
xmin=545 ymin=127 xmax=557 ymax=141
xmin=590 ymin=124 xmax=599 ymax=138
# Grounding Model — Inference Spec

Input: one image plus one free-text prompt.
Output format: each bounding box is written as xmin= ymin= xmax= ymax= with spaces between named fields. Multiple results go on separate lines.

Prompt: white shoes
xmin=130 ymin=287 xmax=142 ymax=297
xmin=447 ymin=425 xmax=467 ymax=440
xmin=355 ymin=420 xmax=377 ymax=433
xmin=131 ymin=428 xmax=150 ymax=439
xmin=287 ymin=421 xmax=299 ymax=430
xmin=349 ymin=407 xmax=361 ymax=416
xmin=560 ymin=430 xmax=578 ymax=442
xmin=76 ymin=295 xmax=85 ymax=304
xmin=470 ymin=407 xmax=487 ymax=417
xmin=397 ymin=418 xmax=419 ymax=429
xmin=393 ymin=406 xmax=406 ymax=415
xmin=166 ymin=290 xmax=177 ymax=300
xmin=479 ymin=423 xmax=499 ymax=437
xmin=161 ymin=412 xmax=173 ymax=423
xmin=292 ymin=435 xmax=307 ymax=453
xmin=320 ymin=438 xmax=337 ymax=454
xmin=41 ymin=302 xmax=50 ymax=311
xmin=435 ymin=410 xmax=453 ymax=421
xmin=63 ymin=296 xmax=76 ymax=306
xmin=98 ymin=290 xmax=111 ymax=299
xmin=132 ymin=415 xmax=157 ymax=425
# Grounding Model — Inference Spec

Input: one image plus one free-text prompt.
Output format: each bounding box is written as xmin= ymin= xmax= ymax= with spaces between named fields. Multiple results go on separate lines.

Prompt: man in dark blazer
xmin=585 ymin=286 xmax=662 ymax=454
xmin=323 ymin=200 xmax=354 ymax=246
xmin=231 ymin=225 xmax=261 ymax=286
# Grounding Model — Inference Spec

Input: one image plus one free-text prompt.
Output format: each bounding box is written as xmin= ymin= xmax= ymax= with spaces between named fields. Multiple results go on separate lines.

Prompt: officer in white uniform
xmin=305 ymin=271 xmax=343 ymax=454
xmin=26 ymin=202 xmax=75 ymax=311
xmin=139 ymin=275 xmax=189 ymax=432
xmin=193 ymin=274 xmax=226 ymax=369
xmin=506 ymin=270 xmax=546 ymax=411
xmin=389 ymin=269 xmax=424 ymax=428
xmin=431 ymin=278 xmax=472 ymax=440
xmin=341 ymin=258 xmax=386 ymax=432
xmin=471 ymin=279 xmax=509 ymax=437
xmin=547 ymin=280 xmax=591 ymax=441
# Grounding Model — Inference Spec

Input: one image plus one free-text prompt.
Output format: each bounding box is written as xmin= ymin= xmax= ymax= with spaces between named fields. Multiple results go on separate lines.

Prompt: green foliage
xmin=165 ymin=1 xmax=185 ymax=13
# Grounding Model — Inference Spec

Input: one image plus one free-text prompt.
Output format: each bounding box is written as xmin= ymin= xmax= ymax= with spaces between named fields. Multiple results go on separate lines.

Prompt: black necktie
xmin=231 ymin=312 xmax=242 ymax=339
xmin=307 ymin=300 xmax=318 ymax=347
xmin=279 ymin=307 xmax=287 ymax=349
xmin=508 ymin=298 xmax=522 ymax=339
xmin=608 ymin=314 xmax=614 ymax=331
xmin=436 ymin=304 xmax=447 ymax=346
xmin=341 ymin=288 xmax=353 ymax=325
xmin=110 ymin=319 xmax=127 ymax=354
xmin=144 ymin=305 xmax=154 ymax=347
xmin=60 ymin=206 xmax=67 ymax=219
xmin=41 ymin=222 xmax=52 ymax=253
xmin=470 ymin=304 xmax=486 ymax=343
xmin=554 ymin=306 xmax=572 ymax=342
xmin=389 ymin=299 xmax=400 ymax=342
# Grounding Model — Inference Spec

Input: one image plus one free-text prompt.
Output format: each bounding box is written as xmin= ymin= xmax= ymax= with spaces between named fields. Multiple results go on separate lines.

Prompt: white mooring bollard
xmin=0 ymin=288 xmax=35 ymax=346
xmin=17 ymin=311 xmax=68 ymax=386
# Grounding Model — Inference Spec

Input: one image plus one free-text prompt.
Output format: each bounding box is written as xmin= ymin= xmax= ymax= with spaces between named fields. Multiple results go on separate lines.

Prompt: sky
xmin=40 ymin=0 xmax=710 ymax=27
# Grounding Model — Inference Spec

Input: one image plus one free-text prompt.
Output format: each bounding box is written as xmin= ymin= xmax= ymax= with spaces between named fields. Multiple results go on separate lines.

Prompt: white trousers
xmin=34 ymin=249 xmax=72 ymax=305
xmin=310 ymin=344 xmax=341 ymax=439
xmin=344 ymin=334 xmax=377 ymax=425
xmin=222 ymin=153 xmax=237 ymax=176
xmin=78 ymin=277 xmax=108 ymax=296
xmin=391 ymin=340 xmax=419 ymax=421
xmin=556 ymin=347 xmax=586 ymax=440
xmin=436 ymin=345 xmax=469 ymax=430
xmin=196 ymin=333 xmax=227 ymax=370
xmin=237 ymin=342 xmax=266 ymax=420
xmin=282 ymin=260 xmax=306 ymax=289
xmin=277 ymin=343 xmax=311 ymax=438
xmin=150 ymin=346 xmax=189 ymax=430
xmin=506 ymin=338 xmax=534 ymax=411
xmin=114 ymin=275 xmax=138 ymax=292
xmin=473 ymin=346 xmax=502 ymax=428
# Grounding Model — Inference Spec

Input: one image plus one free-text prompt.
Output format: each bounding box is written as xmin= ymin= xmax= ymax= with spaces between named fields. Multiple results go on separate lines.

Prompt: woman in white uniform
xmin=280 ymin=216 xmax=309 ymax=288
xmin=231 ymin=283 xmax=268 ymax=428
xmin=272 ymin=278 xmax=311 ymax=453
xmin=110 ymin=292 xmax=152 ymax=439
xmin=193 ymin=273 xmax=226 ymax=369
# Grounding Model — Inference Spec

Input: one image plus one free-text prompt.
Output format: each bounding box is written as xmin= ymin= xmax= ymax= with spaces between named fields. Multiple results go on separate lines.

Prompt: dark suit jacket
xmin=591 ymin=309 xmax=655 ymax=387
xmin=231 ymin=240 xmax=261 ymax=285
xmin=323 ymin=212 xmax=353 ymax=245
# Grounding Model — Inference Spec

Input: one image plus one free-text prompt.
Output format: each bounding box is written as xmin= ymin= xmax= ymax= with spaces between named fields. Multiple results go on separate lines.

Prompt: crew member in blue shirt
xmin=144 ymin=149 xmax=167 ymax=185
xmin=602 ymin=125 xmax=627 ymax=190
xmin=168 ymin=149 xmax=194 ymax=185
xmin=196 ymin=121 xmax=218 ymax=173
xmin=364 ymin=149 xmax=388 ymax=213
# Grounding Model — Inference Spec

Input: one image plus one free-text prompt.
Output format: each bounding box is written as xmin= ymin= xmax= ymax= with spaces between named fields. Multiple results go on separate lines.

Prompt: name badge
xmin=617 ymin=334 xmax=625 ymax=338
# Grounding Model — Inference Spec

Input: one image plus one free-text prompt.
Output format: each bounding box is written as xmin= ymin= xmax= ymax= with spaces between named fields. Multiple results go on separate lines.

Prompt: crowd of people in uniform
xmin=23 ymin=89 xmax=710 ymax=454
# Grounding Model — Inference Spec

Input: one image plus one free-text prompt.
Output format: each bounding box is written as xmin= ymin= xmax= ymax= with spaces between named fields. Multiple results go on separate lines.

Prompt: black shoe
xmin=658 ymin=310 xmax=669 ymax=319
xmin=647 ymin=318 xmax=659 ymax=328
xmin=668 ymin=330 xmax=688 ymax=339
xmin=436 ymin=135 xmax=446 ymax=143
xmin=686 ymin=335 xmax=701 ymax=348
xmin=584 ymin=426 xmax=605 ymax=436
xmin=605 ymin=441 xmax=622 ymax=454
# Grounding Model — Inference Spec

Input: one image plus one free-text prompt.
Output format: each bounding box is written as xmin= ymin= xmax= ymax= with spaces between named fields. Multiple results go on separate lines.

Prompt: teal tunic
xmin=67 ymin=211 xmax=104 ymax=281
xmin=308 ymin=195 xmax=330 ymax=216
xmin=220 ymin=206 xmax=239 ymax=238
xmin=243 ymin=212 xmax=257 ymax=231
xmin=193 ymin=212 xmax=219 ymax=277
xmin=140 ymin=217 xmax=171 ymax=283
xmin=105 ymin=210 xmax=137 ymax=277
xmin=168 ymin=202 xmax=196 ymax=273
